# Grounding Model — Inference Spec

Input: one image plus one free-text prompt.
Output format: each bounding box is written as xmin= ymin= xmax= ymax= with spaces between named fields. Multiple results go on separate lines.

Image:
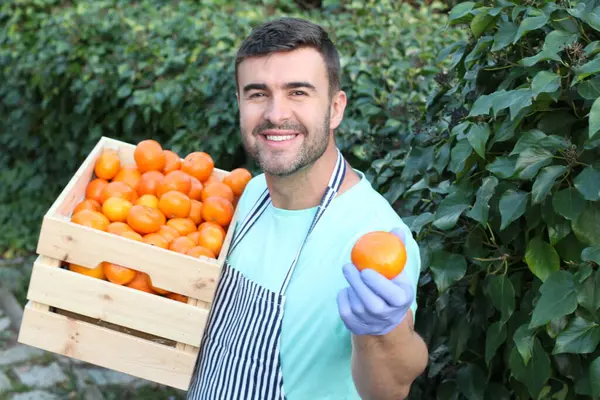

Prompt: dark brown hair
xmin=235 ymin=17 xmax=341 ymax=96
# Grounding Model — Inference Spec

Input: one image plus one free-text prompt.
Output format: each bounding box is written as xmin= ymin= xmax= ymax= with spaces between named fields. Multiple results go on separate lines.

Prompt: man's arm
xmin=337 ymin=227 xmax=428 ymax=399
xmin=351 ymin=310 xmax=428 ymax=400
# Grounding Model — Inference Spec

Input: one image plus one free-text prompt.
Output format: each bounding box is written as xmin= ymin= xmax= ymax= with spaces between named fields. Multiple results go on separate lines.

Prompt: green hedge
xmin=0 ymin=0 xmax=461 ymax=256
xmin=364 ymin=0 xmax=600 ymax=398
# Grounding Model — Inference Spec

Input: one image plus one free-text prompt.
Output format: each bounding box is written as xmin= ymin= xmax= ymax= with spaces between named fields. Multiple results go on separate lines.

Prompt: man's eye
xmin=249 ymin=93 xmax=265 ymax=98
xmin=292 ymin=91 xmax=306 ymax=96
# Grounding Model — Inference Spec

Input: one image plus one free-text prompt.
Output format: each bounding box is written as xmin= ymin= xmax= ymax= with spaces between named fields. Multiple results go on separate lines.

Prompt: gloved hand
xmin=337 ymin=227 xmax=414 ymax=336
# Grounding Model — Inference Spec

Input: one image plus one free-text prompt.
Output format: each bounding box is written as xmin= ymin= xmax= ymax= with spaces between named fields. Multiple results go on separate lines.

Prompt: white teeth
xmin=266 ymin=135 xmax=296 ymax=141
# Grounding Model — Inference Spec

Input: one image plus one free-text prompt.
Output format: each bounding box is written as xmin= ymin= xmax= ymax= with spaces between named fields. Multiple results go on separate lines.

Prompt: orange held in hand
xmin=350 ymin=231 xmax=407 ymax=280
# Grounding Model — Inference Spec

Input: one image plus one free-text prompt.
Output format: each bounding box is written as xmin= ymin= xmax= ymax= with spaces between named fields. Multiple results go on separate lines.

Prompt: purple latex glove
xmin=337 ymin=227 xmax=414 ymax=336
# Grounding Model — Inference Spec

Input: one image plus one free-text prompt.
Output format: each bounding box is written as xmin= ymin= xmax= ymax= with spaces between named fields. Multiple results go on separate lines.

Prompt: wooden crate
xmin=18 ymin=136 xmax=237 ymax=391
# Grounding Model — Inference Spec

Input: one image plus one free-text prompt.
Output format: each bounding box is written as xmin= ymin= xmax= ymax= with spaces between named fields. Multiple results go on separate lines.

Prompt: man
xmin=187 ymin=17 xmax=428 ymax=400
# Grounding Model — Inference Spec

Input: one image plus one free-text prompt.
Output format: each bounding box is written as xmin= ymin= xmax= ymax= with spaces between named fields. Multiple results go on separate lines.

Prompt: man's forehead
xmin=237 ymin=48 xmax=328 ymax=87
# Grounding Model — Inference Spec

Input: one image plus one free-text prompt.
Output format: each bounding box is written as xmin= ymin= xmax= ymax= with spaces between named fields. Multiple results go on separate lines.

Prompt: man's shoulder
xmin=332 ymin=171 xmax=404 ymax=227
xmin=314 ymin=173 xmax=405 ymax=250
xmin=234 ymin=173 xmax=267 ymax=215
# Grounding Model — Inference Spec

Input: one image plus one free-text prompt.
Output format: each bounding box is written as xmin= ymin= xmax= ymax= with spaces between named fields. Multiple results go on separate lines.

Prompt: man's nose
xmin=263 ymin=94 xmax=293 ymax=126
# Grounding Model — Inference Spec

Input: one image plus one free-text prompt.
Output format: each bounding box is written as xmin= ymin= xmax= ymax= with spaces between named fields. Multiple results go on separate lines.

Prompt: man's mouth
xmin=260 ymin=130 xmax=301 ymax=143
xmin=265 ymin=134 xmax=298 ymax=141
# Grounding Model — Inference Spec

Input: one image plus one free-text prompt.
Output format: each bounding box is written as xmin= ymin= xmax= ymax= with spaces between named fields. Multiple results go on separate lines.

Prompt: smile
xmin=265 ymin=134 xmax=298 ymax=141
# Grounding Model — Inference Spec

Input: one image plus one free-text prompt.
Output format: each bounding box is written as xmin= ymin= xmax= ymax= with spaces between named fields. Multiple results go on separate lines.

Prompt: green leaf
xmin=486 ymin=321 xmax=507 ymax=365
xmin=487 ymin=156 xmax=517 ymax=179
xmin=508 ymin=89 xmax=534 ymax=120
xmin=590 ymin=356 xmax=600 ymax=397
xmin=556 ymin=233 xmax=587 ymax=264
xmin=457 ymin=364 xmax=486 ymax=400
xmin=449 ymin=315 xmax=471 ymax=361
xmin=492 ymin=20 xmax=518 ymax=52
xmin=547 ymin=316 xmax=569 ymax=340
xmin=551 ymin=383 xmax=569 ymax=400
xmin=498 ymin=190 xmax=528 ymax=230
xmin=470 ymin=13 xmax=496 ymax=38
xmin=548 ymin=220 xmax=572 ymax=246
xmin=434 ymin=142 xmax=451 ymax=174
xmin=117 ymin=85 xmax=132 ymax=98
xmin=451 ymin=121 xmax=472 ymax=137
xmin=429 ymin=251 xmax=467 ymax=292
xmin=515 ymin=147 xmax=553 ymax=180
xmin=589 ymin=97 xmax=600 ymax=139
xmin=467 ymin=176 xmax=498 ymax=224
xmin=582 ymin=246 xmax=600 ymax=264
xmin=469 ymin=95 xmax=493 ymax=117
xmin=510 ymin=130 xmax=548 ymax=155
xmin=574 ymin=56 xmax=600 ymax=85
xmin=553 ymin=317 xmax=600 ymax=354
xmin=552 ymin=188 xmax=586 ymax=221
xmin=449 ymin=139 xmax=473 ymax=174
xmin=532 ymin=71 xmax=561 ymax=98
xmin=403 ymin=213 xmax=434 ymax=235
xmin=433 ymin=193 xmax=471 ymax=230
xmin=509 ymin=338 xmax=551 ymax=399
xmin=574 ymin=167 xmax=600 ymax=201
xmin=586 ymin=41 xmax=600 ymax=57
xmin=531 ymin=165 xmax=566 ymax=204
xmin=514 ymin=15 xmax=550 ymax=43
xmin=544 ymin=30 xmax=579 ymax=53
xmin=520 ymin=30 xmax=578 ymax=67
xmin=572 ymin=202 xmax=600 ymax=246
xmin=577 ymin=76 xmax=600 ymax=100
xmin=513 ymin=324 xmax=535 ymax=366
xmin=488 ymin=275 xmax=515 ymax=324
xmin=585 ymin=8 xmax=600 ymax=32
xmin=466 ymin=123 xmax=490 ymax=158
xmin=525 ymin=237 xmax=560 ymax=282
xmin=449 ymin=2 xmax=475 ymax=25
xmin=576 ymin=269 xmax=600 ymax=313
xmin=530 ymin=271 xmax=578 ymax=328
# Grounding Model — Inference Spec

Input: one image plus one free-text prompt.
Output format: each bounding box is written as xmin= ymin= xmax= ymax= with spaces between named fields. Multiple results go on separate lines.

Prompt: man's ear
xmin=329 ymin=90 xmax=347 ymax=131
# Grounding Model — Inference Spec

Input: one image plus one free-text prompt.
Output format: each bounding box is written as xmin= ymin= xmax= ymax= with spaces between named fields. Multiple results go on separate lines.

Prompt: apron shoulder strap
xmin=227 ymin=186 xmax=271 ymax=257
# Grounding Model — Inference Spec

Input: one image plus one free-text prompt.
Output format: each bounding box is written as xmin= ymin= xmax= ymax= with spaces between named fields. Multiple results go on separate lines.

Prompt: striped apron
xmin=186 ymin=150 xmax=347 ymax=400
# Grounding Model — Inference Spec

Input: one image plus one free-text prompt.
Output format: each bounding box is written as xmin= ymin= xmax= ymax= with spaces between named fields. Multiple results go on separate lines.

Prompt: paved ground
xmin=0 ymin=287 xmax=186 ymax=400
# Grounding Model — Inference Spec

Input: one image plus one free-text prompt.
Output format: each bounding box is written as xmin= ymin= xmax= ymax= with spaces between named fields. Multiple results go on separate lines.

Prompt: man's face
xmin=236 ymin=47 xmax=340 ymax=177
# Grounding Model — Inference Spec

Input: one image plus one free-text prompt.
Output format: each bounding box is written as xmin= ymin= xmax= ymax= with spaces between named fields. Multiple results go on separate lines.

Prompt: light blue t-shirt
xmin=226 ymin=170 xmax=421 ymax=399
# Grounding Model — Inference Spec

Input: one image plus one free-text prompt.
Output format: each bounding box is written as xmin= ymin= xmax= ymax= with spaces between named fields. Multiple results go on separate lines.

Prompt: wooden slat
xmin=28 ymin=257 xmax=62 ymax=313
xmin=18 ymin=303 xmax=197 ymax=390
xmin=26 ymin=256 xmax=209 ymax=346
xmin=36 ymin=217 xmax=222 ymax=302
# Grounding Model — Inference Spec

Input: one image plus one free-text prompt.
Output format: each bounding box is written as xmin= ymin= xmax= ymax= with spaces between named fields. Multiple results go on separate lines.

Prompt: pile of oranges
xmin=66 ymin=139 xmax=251 ymax=303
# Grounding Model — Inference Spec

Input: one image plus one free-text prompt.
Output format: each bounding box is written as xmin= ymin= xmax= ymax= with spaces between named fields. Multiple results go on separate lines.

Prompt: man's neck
xmin=265 ymin=144 xmax=361 ymax=210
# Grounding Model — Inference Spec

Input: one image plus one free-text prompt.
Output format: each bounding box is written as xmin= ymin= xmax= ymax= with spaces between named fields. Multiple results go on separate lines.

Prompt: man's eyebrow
xmin=242 ymin=81 xmax=317 ymax=93
xmin=243 ymin=83 xmax=267 ymax=93
xmin=284 ymin=81 xmax=316 ymax=91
